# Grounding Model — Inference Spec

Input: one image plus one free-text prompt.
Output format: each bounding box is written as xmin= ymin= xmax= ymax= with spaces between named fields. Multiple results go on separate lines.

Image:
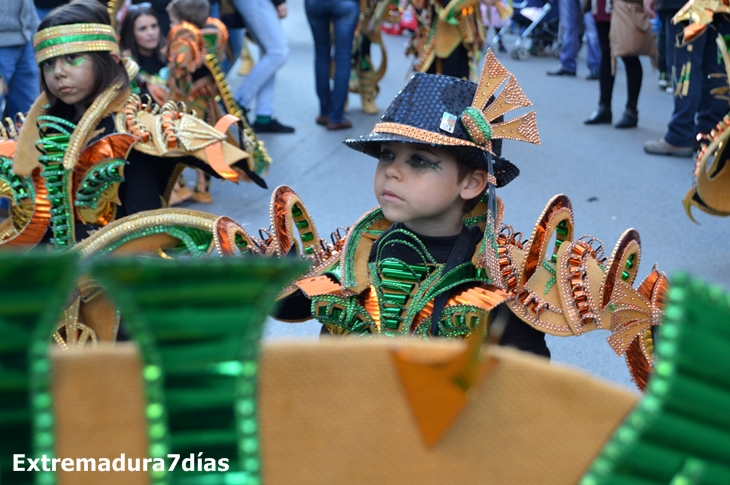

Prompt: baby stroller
xmin=491 ymin=0 xmax=560 ymax=60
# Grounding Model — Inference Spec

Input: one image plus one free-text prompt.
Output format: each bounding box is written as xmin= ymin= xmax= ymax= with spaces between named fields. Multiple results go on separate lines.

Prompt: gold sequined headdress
xmin=345 ymin=50 xmax=539 ymax=186
xmin=33 ymin=23 xmax=120 ymax=65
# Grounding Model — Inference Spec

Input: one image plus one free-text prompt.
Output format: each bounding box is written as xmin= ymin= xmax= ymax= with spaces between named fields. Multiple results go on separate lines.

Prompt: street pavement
xmin=181 ymin=4 xmax=730 ymax=390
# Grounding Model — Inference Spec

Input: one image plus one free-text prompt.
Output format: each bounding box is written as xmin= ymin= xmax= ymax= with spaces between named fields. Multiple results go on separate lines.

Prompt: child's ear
xmin=110 ymin=51 xmax=122 ymax=64
xmin=460 ymin=169 xmax=488 ymax=200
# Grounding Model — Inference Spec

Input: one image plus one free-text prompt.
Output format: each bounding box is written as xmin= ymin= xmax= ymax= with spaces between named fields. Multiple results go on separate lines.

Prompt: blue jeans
xmin=305 ymin=0 xmax=359 ymax=123
xmin=558 ymin=0 xmax=600 ymax=73
xmin=0 ymin=42 xmax=39 ymax=119
xmin=232 ymin=0 xmax=289 ymax=117
xmin=583 ymin=12 xmax=600 ymax=73
xmin=664 ymin=18 xmax=730 ymax=147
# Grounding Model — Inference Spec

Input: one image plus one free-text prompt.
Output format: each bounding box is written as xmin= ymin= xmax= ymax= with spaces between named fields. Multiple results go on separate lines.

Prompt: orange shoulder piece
xmin=296 ymin=275 xmax=342 ymax=297
xmin=447 ymin=285 xmax=510 ymax=311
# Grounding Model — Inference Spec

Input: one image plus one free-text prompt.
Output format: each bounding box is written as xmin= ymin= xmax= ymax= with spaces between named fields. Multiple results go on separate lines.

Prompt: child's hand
xmin=276 ymin=3 xmax=288 ymax=18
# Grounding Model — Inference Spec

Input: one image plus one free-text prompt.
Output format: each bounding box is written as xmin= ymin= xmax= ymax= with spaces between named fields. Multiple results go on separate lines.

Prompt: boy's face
xmin=42 ymin=53 xmax=96 ymax=107
xmin=374 ymin=142 xmax=485 ymax=237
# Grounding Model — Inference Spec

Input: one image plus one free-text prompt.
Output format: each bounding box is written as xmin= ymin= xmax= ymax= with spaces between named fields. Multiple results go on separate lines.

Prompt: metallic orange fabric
xmin=204 ymin=114 xmax=239 ymax=181
xmin=521 ymin=195 xmax=572 ymax=286
xmin=3 ymin=169 xmax=51 ymax=247
xmin=623 ymin=269 xmax=668 ymax=391
xmin=296 ymin=276 xmax=343 ymax=297
xmin=0 ymin=140 xmax=16 ymax=157
xmin=72 ymin=134 xmax=137 ymax=225
xmin=362 ymin=286 xmax=381 ymax=331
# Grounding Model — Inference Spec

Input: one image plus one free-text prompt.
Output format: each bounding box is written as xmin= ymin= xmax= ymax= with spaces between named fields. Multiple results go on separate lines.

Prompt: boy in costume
xmin=273 ymin=52 xmax=665 ymax=386
xmin=276 ymin=51 xmax=550 ymax=356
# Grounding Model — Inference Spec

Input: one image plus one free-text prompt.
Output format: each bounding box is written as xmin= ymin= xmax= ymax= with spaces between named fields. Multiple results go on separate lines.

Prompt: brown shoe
xmin=326 ymin=118 xmax=353 ymax=130
xmin=316 ymin=115 xmax=328 ymax=126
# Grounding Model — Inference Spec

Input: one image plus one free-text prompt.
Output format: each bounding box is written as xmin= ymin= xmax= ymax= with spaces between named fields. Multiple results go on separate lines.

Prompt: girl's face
xmin=133 ymin=14 xmax=160 ymax=54
xmin=42 ymin=53 xmax=96 ymax=107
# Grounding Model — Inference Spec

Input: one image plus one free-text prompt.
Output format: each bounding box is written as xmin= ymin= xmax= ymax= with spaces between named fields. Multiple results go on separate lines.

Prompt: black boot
xmin=614 ymin=107 xmax=638 ymax=129
xmin=584 ymin=104 xmax=612 ymax=125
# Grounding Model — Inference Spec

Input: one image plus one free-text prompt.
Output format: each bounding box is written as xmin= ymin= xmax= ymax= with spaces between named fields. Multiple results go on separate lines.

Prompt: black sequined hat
xmin=345 ymin=51 xmax=540 ymax=187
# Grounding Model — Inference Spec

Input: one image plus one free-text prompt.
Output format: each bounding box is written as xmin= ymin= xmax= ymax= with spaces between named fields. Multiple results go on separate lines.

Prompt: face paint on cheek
xmin=66 ymin=56 xmax=85 ymax=67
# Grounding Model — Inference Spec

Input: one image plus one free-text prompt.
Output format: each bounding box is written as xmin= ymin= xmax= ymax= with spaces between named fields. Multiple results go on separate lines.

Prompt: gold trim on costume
xmin=373 ymin=122 xmax=490 ymax=150
xmin=33 ymin=24 xmax=120 ymax=65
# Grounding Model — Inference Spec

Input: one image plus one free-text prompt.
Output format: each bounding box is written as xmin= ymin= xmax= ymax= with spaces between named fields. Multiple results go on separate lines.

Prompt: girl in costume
xmin=119 ymin=3 xmax=170 ymax=106
xmin=0 ymin=0 xmax=261 ymax=249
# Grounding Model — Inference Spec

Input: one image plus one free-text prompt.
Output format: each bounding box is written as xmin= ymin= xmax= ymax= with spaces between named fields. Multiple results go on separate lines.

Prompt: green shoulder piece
xmin=0 ymin=252 xmax=78 ymax=485
xmin=340 ymin=207 xmax=388 ymax=291
xmin=0 ymin=156 xmax=35 ymax=203
xmin=74 ymin=158 xmax=125 ymax=209
xmin=91 ymin=257 xmax=307 ymax=485
xmin=581 ymin=273 xmax=730 ymax=485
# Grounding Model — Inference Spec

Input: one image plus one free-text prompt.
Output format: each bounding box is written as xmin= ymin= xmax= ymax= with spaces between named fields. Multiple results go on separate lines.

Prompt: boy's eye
xmin=41 ymin=59 xmax=55 ymax=70
xmin=407 ymin=155 xmax=440 ymax=170
xmin=379 ymin=148 xmax=395 ymax=162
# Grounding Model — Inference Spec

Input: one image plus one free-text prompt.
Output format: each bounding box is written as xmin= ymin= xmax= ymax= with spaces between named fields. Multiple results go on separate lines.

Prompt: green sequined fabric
xmin=92 ymin=257 xmax=306 ymax=485
xmin=581 ymin=273 xmax=730 ymax=485
xmin=35 ymin=116 xmax=78 ymax=249
xmin=314 ymin=222 xmax=491 ymax=337
xmin=75 ymin=159 xmax=125 ymax=209
xmin=0 ymin=252 xmax=78 ymax=485
xmin=0 ymin=156 xmax=35 ymax=204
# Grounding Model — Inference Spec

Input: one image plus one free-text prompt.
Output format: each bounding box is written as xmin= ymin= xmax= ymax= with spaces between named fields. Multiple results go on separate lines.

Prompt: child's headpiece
xmin=345 ymin=51 xmax=540 ymax=187
xmin=33 ymin=23 xmax=120 ymax=65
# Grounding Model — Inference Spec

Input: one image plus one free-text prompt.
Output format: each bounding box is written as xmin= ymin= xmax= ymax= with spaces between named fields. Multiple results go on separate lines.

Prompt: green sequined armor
xmin=308 ymin=210 xmax=501 ymax=338
xmin=35 ymin=116 xmax=78 ymax=249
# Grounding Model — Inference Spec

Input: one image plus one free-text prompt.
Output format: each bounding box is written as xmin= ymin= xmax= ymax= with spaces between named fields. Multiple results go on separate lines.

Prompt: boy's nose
xmin=384 ymin=158 xmax=405 ymax=179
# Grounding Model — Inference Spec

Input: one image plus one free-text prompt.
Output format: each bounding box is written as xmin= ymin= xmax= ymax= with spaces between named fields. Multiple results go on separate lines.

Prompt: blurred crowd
xmin=1 ymin=0 xmax=727 ymax=163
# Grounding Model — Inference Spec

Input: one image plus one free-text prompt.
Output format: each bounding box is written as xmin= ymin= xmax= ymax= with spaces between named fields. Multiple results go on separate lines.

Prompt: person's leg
xmin=328 ymin=0 xmax=359 ymax=125
xmin=656 ymin=13 xmax=667 ymax=87
xmin=663 ymin=24 xmax=706 ymax=148
xmin=696 ymin=21 xmax=730 ymax=140
xmin=305 ymin=0 xmax=333 ymax=120
xmin=232 ymin=0 xmax=289 ymax=114
xmin=661 ymin=10 xmax=674 ymax=79
xmin=0 ymin=46 xmax=19 ymax=117
xmin=557 ymin=0 xmax=580 ymax=73
xmin=623 ymin=56 xmax=642 ymax=110
xmin=644 ymin=11 xmax=697 ymax=156
xmin=583 ymin=12 xmax=601 ymax=76
xmin=1 ymin=42 xmax=38 ymax=119
xmin=614 ymin=55 xmax=642 ymax=128
xmin=585 ymin=20 xmax=613 ymax=123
